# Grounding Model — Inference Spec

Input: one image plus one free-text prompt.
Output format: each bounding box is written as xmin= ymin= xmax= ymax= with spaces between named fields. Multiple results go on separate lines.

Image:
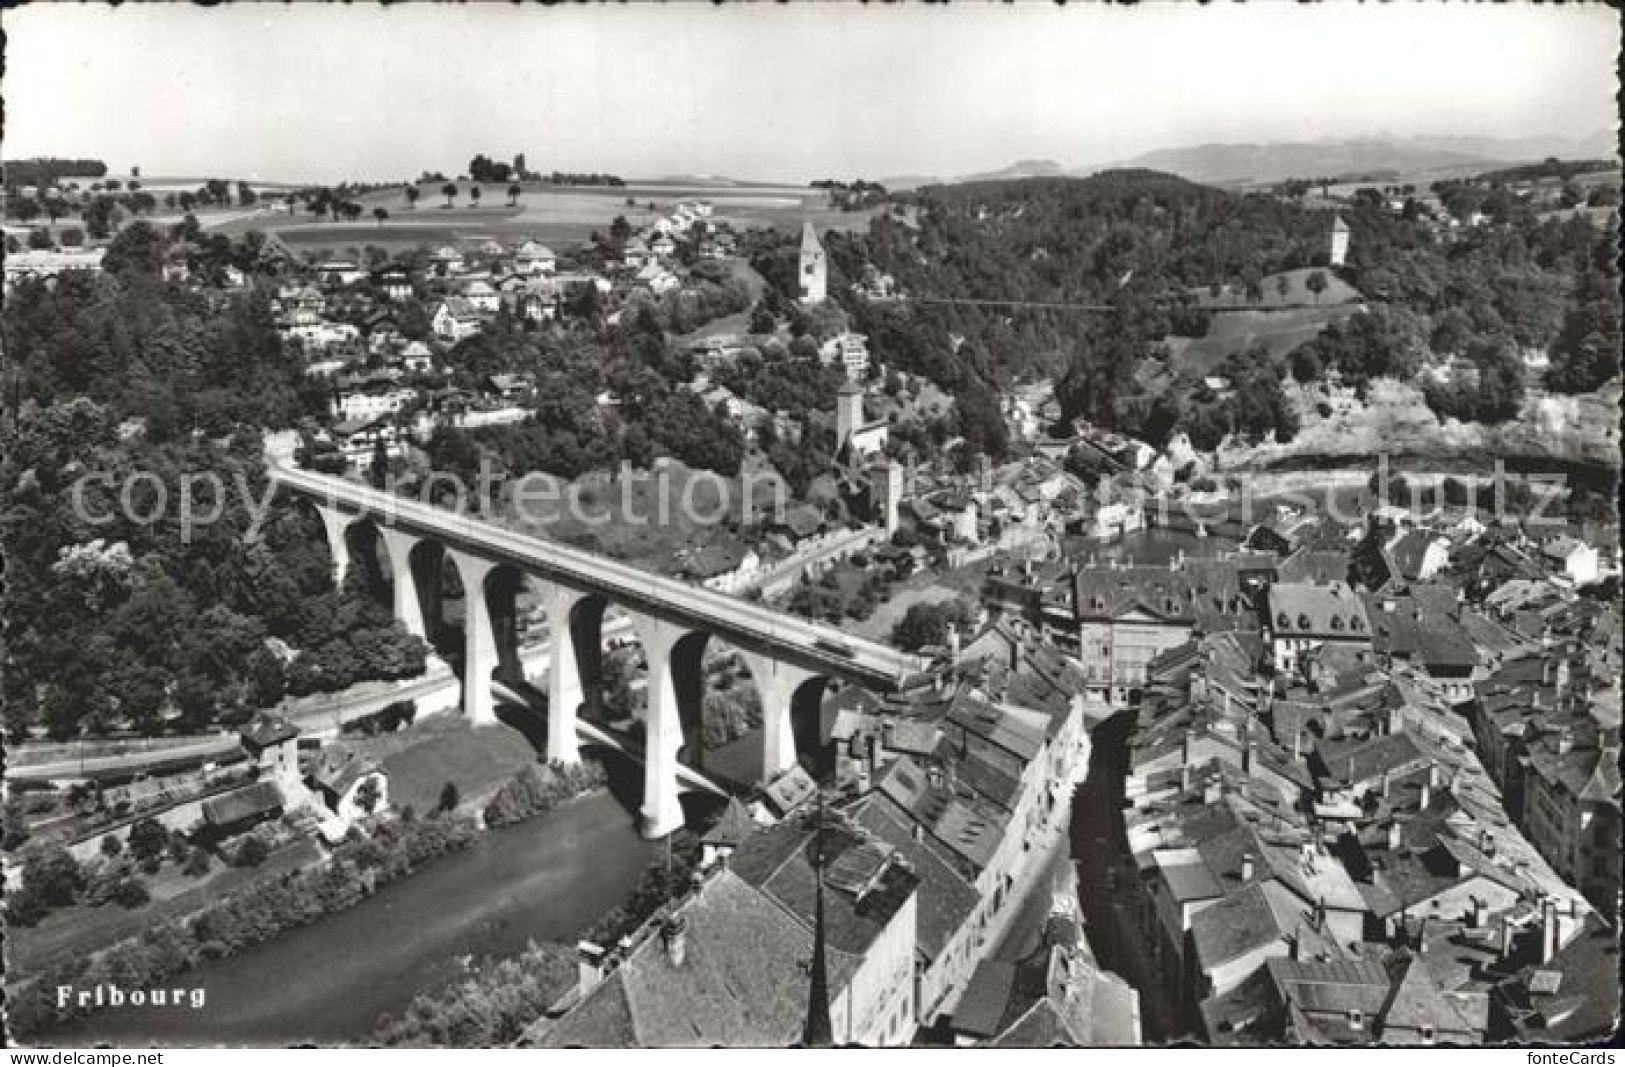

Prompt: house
xmin=373 ymin=268 xmax=413 ymax=302
xmin=485 ymin=372 xmax=534 ymax=403
xmin=431 ymin=297 xmax=484 ymax=342
xmin=316 ymin=259 xmax=367 ymax=287
xmin=1066 ymin=561 xmax=1251 ymax=705
xmin=398 ymin=340 xmax=434 ymax=373
xmin=196 ymin=780 xmax=285 ymax=840
xmin=622 ymin=239 xmax=653 ymax=269
xmin=513 ymin=240 xmax=557 ymax=275
xmin=459 ymin=278 xmax=500 ymax=313
xmin=819 ymin=332 xmax=871 ymax=381
xmin=332 ymin=369 xmax=414 ymax=421
xmin=329 ymin=415 xmax=402 ymax=468
xmin=428 ymin=245 xmax=465 ymax=275
xmin=634 ymin=260 xmax=679 ymax=295
xmin=1265 ymin=582 xmax=1373 ymax=675
xmin=650 ymin=233 xmax=677 ymax=259
xmin=1539 ymin=535 xmax=1599 ymax=586
xmin=308 ymin=750 xmax=388 ymax=825
xmin=3 ymin=247 xmax=106 ymax=292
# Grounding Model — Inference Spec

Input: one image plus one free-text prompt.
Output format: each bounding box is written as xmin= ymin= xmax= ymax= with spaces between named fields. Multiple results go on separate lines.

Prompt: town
xmin=2 ymin=4 xmax=1619 ymax=1052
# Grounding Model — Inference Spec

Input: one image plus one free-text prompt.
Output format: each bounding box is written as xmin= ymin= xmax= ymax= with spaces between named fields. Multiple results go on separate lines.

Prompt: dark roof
xmin=200 ymin=780 xmax=284 ymax=826
xmin=239 ymin=713 xmax=298 ymax=752
xmin=954 ymin=960 xmax=1019 ymax=1038
xmin=1268 ymin=582 xmax=1371 ymax=640
xmin=855 ymin=797 xmax=978 ymax=962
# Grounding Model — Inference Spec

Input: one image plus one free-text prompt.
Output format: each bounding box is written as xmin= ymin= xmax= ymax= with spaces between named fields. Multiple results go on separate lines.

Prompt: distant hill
xmin=957 ymin=159 xmax=1068 ymax=183
xmin=1075 ymin=132 xmax=1618 ymax=186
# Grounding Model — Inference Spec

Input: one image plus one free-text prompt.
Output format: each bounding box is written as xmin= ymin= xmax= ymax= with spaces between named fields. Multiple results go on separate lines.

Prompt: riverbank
xmin=27 ymin=790 xmax=656 ymax=1046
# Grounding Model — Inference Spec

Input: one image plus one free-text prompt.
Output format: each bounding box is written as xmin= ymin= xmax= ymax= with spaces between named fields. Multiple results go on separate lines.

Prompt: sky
xmin=4 ymin=3 xmax=1618 ymax=185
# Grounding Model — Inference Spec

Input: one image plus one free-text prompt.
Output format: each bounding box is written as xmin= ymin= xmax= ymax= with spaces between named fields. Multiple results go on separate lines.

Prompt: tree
xmin=438 ymin=781 xmax=460 ymax=813
xmin=232 ymin=835 xmax=270 ymax=867
xmin=26 ymin=228 xmax=53 ymax=250
xmin=354 ymin=777 xmax=381 ymax=815
xmin=184 ymin=848 xmax=212 ymax=877
xmin=10 ymin=198 xmax=40 ymax=225
xmin=111 ymin=874 xmax=150 ymax=908
xmin=441 ymin=183 xmax=457 ymax=208
xmin=101 ymin=834 xmax=124 ymax=858
xmin=373 ymin=207 xmax=390 ymax=228
xmin=469 ymin=187 xmax=482 ymax=209
xmin=1306 ymin=270 xmax=1328 ymax=303
xmin=21 ymin=848 xmax=85 ymax=907
xmin=127 ymin=816 xmax=169 ymax=863
xmin=236 ymin=181 xmax=257 ymax=207
xmin=1276 ymin=274 xmax=1292 ymax=300
xmin=508 ymin=183 xmax=521 ymax=207
xmin=405 ymin=184 xmax=420 ymax=210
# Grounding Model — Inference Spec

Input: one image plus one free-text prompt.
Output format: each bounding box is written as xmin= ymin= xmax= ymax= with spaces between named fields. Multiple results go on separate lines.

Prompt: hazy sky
xmin=5 ymin=3 xmax=1617 ymax=184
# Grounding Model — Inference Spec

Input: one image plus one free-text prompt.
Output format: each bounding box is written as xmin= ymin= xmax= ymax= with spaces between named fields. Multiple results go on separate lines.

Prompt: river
xmin=43 ymin=790 xmax=657 ymax=1047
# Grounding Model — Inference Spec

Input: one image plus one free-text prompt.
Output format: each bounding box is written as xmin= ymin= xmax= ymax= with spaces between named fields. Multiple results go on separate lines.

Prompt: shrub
xmin=231 ymin=836 xmax=270 ymax=868
xmin=482 ymin=760 xmax=606 ymax=828
xmin=111 ymin=875 xmax=151 ymax=909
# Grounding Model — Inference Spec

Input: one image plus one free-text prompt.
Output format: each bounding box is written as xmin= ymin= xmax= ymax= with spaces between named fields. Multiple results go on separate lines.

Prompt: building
xmin=533 ymin=807 xmax=920 ymax=1047
xmin=1066 ymin=561 xmax=1251 ymax=706
xmin=3 ymin=246 xmax=105 ymax=291
xmin=1265 ymin=582 xmax=1373 ymax=675
xmin=308 ymin=750 xmax=388 ymax=826
xmin=819 ymin=332 xmax=871 ymax=381
xmin=1540 ymin=535 xmax=1599 ymax=586
xmin=431 ymin=297 xmax=484 ymax=343
xmin=835 ymin=379 xmax=888 ymax=457
xmin=1329 ymin=215 xmax=1351 ymax=267
xmin=799 ymin=221 xmax=827 ymax=305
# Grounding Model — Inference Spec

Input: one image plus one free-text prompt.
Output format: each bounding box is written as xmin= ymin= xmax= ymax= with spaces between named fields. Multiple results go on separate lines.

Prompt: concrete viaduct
xmin=269 ymin=464 xmax=926 ymax=838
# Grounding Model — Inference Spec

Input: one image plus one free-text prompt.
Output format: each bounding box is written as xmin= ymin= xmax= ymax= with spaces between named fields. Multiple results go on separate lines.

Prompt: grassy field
xmin=208 ymin=179 xmax=877 ymax=254
xmin=341 ymin=714 xmax=542 ymax=816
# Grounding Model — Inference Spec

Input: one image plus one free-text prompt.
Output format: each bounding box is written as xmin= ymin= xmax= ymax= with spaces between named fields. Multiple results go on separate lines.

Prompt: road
xmin=270 ymin=463 xmax=925 ymax=688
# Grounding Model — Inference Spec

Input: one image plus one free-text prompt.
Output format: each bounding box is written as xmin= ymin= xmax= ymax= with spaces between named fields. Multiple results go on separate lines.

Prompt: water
xmin=42 ymin=791 xmax=657 ymax=1047
xmin=1077 ymin=527 xmax=1241 ymax=566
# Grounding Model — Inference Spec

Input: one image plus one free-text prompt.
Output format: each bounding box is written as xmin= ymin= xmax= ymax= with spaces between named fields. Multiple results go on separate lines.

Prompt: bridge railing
xmin=271 ymin=464 xmax=926 ymax=683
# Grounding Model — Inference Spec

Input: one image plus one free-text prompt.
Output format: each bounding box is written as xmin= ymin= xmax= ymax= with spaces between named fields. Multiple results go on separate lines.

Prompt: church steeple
xmin=802 ymin=792 xmax=834 ymax=1047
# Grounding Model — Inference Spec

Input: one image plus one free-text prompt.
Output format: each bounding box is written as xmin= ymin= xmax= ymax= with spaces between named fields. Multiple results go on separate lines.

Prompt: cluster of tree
xmin=482 ymin=759 xmax=607 ymax=828
xmin=811 ymin=178 xmax=889 ymax=211
xmin=1171 ymin=344 xmax=1302 ymax=451
xmin=6 ymin=813 xmax=479 ymax=1040
xmin=1475 ymin=157 xmax=1619 ymax=184
xmin=467 ymin=154 xmax=518 ymax=184
xmin=536 ymin=171 xmax=625 ymax=187
xmin=5 ymin=157 xmax=109 ymax=186
xmin=1421 ymin=337 xmax=1527 ymax=425
xmin=890 ymin=597 xmax=978 ymax=652
xmin=371 ymin=941 xmax=577 ymax=1047
xmin=583 ymin=831 xmax=702 ymax=949
xmin=301 ymin=187 xmax=366 ymax=223
xmin=0 ymin=389 xmax=419 ymax=740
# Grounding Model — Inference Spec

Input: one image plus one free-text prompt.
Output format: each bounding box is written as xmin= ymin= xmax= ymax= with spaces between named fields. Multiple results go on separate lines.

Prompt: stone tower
xmin=1329 ymin=215 xmax=1350 ymax=268
xmin=835 ymin=377 xmax=863 ymax=450
xmin=799 ymin=221 xmax=827 ymax=305
xmin=869 ymin=458 xmax=904 ymax=535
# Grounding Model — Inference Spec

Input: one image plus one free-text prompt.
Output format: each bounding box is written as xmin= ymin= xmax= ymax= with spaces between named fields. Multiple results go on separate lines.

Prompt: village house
xmin=819 ymin=331 xmax=872 ymax=381
xmin=1265 ymin=581 xmax=1373 ymax=675
xmin=431 ymin=296 xmax=485 ymax=343
xmin=512 ymin=240 xmax=557 ymax=275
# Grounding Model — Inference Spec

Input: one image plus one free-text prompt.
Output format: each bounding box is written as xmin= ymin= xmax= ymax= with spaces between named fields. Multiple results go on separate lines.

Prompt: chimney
xmin=1470 ymin=896 xmax=1487 ymax=929
xmin=1480 ymin=830 xmax=1496 ymax=857
xmin=1241 ymin=853 xmax=1255 ymax=882
xmin=1244 ymin=742 xmax=1256 ymax=775
xmin=1555 ymin=659 xmax=1570 ymax=691
xmin=1288 ymin=931 xmax=1302 ymax=962
xmin=1381 ymin=770 xmax=1392 ymax=799
xmin=911 ymin=822 xmax=923 ymax=843
xmin=1557 ymin=729 xmax=1573 ymax=756
xmin=661 ymin=914 xmax=688 ymax=968
xmin=1292 ymin=729 xmax=1303 ymax=763
xmin=1181 ymin=760 xmax=1193 ymax=794
xmin=1419 ymin=781 xmax=1431 ymax=810
xmin=1428 ymin=763 xmax=1442 ymax=789
xmin=1540 ymin=898 xmax=1559 ymax=964
xmin=1387 ymin=820 xmax=1403 ymax=853
xmin=577 ymin=940 xmax=607 ymax=997
xmin=1500 ymin=915 xmax=1516 ymax=958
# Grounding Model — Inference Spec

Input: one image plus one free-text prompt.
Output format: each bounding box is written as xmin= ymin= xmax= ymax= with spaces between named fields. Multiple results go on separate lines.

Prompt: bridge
xmin=269 ymin=463 xmax=926 ymax=837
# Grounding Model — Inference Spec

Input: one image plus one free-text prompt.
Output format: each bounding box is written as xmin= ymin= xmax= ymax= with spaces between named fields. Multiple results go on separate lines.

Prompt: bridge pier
xmin=314 ymin=504 xmax=355 ymax=589
xmin=378 ymin=528 xmax=427 ymax=640
xmin=741 ymin=652 xmax=817 ymax=784
xmin=447 ymin=549 xmax=499 ymax=725
xmin=541 ymin=582 xmax=590 ymax=766
xmin=630 ymin=615 xmax=689 ymax=839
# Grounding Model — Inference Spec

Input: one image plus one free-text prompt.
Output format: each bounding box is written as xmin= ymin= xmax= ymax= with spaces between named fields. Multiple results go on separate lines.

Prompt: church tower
xmin=1329 ymin=215 xmax=1350 ymax=268
xmin=799 ymin=221 xmax=827 ymax=305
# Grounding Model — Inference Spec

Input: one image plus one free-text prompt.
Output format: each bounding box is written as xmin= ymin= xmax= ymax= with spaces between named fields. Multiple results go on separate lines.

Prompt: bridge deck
xmin=272 ymin=464 xmax=925 ymax=689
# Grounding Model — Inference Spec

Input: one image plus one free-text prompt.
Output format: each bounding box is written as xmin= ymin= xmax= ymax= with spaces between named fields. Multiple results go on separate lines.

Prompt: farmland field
xmin=208 ymin=179 xmax=878 ymax=253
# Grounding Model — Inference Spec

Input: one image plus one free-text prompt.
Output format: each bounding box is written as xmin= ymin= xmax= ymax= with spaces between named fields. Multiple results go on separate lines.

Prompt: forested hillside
xmin=811 ymin=170 xmax=1618 ymax=451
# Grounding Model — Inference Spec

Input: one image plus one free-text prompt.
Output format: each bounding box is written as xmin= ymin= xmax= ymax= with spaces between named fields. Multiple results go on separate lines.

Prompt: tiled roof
xmin=200 ymin=780 xmax=284 ymax=826
xmin=1268 ymin=582 xmax=1371 ymax=639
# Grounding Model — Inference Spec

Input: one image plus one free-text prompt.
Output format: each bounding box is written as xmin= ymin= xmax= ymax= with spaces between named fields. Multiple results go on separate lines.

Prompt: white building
xmin=820 ymin=332 xmax=871 ymax=381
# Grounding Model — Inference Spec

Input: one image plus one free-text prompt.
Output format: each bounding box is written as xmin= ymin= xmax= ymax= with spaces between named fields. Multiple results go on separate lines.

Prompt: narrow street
xmin=1070 ymin=708 xmax=1185 ymax=1043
